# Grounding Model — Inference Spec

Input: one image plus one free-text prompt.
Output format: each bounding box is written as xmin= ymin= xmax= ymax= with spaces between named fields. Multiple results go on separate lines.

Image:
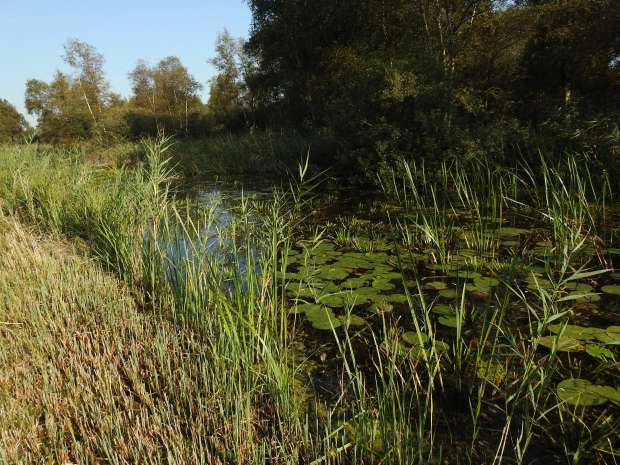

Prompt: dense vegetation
xmin=2 ymin=0 xmax=618 ymax=178
xmin=0 ymin=1 xmax=619 ymax=463
xmin=0 ymin=139 xmax=619 ymax=464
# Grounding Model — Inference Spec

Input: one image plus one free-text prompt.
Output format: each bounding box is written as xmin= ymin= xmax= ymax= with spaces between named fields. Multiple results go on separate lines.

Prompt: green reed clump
xmin=0 ymin=136 xmax=173 ymax=285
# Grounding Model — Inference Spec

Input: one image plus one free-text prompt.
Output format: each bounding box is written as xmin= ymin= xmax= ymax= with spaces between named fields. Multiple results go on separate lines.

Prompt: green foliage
xmin=245 ymin=0 xmax=620 ymax=173
xmin=0 ymin=99 xmax=27 ymax=143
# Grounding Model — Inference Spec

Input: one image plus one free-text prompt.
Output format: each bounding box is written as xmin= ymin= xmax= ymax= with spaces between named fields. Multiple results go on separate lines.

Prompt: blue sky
xmin=2 ymin=0 xmax=252 ymax=122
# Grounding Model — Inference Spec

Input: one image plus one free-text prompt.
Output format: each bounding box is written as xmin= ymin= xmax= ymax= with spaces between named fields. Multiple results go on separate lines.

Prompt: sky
xmin=1 ymin=0 xmax=252 ymax=122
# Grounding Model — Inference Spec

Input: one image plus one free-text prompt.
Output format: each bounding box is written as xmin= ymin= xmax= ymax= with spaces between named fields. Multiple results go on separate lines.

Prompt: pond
xmin=171 ymin=173 xmax=620 ymax=414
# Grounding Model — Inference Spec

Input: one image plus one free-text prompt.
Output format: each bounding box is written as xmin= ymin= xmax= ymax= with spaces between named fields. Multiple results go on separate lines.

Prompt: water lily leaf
xmin=474 ymin=276 xmax=500 ymax=288
xmin=476 ymin=360 xmax=507 ymax=384
xmin=319 ymin=266 xmax=352 ymax=281
xmin=432 ymin=304 xmax=455 ymax=316
xmin=548 ymin=324 xmax=603 ymax=340
xmin=564 ymin=282 xmax=594 ymax=292
xmin=538 ymin=335 xmax=584 ymax=352
xmin=498 ymin=227 xmax=530 ymax=237
xmin=586 ymin=344 xmax=615 ymax=361
xmin=601 ymin=284 xmax=620 ymax=295
xmin=426 ymin=263 xmax=458 ymax=272
xmin=368 ymin=301 xmax=394 ymax=313
xmin=312 ymin=242 xmax=338 ymax=252
xmin=372 ymin=264 xmax=394 ymax=274
xmin=341 ymin=277 xmax=370 ymax=289
xmin=595 ymin=326 xmax=620 ymax=345
xmin=439 ymin=289 xmax=459 ymax=299
xmin=372 ymin=279 xmax=396 ymax=291
xmin=286 ymin=283 xmax=319 ymax=298
xmin=438 ymin=315 xmax=459 ymax=328
xmin=338 ymin=314 xmax=366 ymax=327
xmin=276 ymin=271 xmax=302 ymax=281
xmin=305 ymin=306 xmax=342 ymax=330
xmin=588 ymin=385 xmax=620 ymax=405
xmin=448 ymin=271 xmax=482 ymax=280
xmin=560 ymin=291 xmax=601 ymax=302
xmin=386 ymin=293 xmax=408 ymax=303
xmin=557 ymin=379 xmax=608 ymax=406
xmin=402 ymin=331 xmax=429 ymax=346
xmin=317 ymin=293 xmax=346 ymax=308
xmin=435 ymin=340 xmax=450 ymax=353
xmin=374 ymin=271 xmax=403 ymax=280
xmin=424 ymin=281 xmax=448 ymax=291
xmin=291 ymin=303 xmax=322 ymax=315
xmin=465 ymin=283 xmax=491 ymax=297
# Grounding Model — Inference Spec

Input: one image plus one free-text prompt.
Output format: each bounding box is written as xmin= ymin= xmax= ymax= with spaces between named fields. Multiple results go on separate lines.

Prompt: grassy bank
xmin=0 ymin=142 xmax=618 ymax=464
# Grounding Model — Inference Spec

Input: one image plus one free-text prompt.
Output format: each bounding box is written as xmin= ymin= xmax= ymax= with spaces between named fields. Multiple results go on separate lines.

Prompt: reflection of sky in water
xmin=162 ymin=185 xmax=270 ymax=296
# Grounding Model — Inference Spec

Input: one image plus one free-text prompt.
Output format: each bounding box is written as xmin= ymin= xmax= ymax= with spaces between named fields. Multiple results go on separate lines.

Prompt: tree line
xmin=1 ymin=0 xmax=619 ymax=170
xmin=0 ymin=31 xmax=249 ymax=144
xmin=244 ymin=0 xmax=619 ymax=167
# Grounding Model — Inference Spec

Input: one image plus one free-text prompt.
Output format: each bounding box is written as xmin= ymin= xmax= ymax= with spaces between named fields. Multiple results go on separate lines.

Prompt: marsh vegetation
xmin=0 ymin=136 xmax=618 ymax=464
xmin=1 ymin=0 xmax=619 ymax=463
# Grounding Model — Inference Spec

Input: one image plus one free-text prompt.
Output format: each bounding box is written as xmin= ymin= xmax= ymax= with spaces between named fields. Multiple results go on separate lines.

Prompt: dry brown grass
xmin=0 ymin=218 xmax=232 ymax=464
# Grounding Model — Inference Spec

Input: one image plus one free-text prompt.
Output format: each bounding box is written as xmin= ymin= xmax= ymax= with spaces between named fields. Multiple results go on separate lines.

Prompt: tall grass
xmin=0 ymin=142 xmax=617 ymax=464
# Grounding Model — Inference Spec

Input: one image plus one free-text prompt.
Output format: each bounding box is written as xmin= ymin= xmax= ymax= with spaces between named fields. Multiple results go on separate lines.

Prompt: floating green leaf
xmin=292 ymin=303 xmax=322 ymax=315
xmin=305 ymin=306 xmax=342 ymax=330
xmin=424 ymin=281 xmax=448 ymax=291
xmin=318 ymin=266 xmax=351 ymax=281
xmin=372 ymin=279 xmax=396 ymax=291
xmin=438 ymin=315 xmax=459 ymax=328
xmin=402 ymin=331 xmax=429 ymax=346
xmin=601 ymin=284 xmax=620 ymax=295
xmin=538 ymin=335 xmax=584 ymax=352
xmin=557 ymin=379 xmax=610 ymax=406
xmin=338 ymin=314 xmax=366 ymax=327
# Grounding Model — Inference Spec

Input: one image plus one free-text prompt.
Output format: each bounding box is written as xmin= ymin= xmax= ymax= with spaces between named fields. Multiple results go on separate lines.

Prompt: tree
xmin=207 ymin=29 xmax=252 ymax=129
xmin=128 ymin=56 xmax=203 ymax=135
xmin=63 ymin=39 xmax=110 ymax=133
xmin=0 ymin=99 xmax=27 ymax=143
xmin=245 ymin=0 xmax=620 ymax=168
xmin=25 ymin=72 xmax=93 ymax=143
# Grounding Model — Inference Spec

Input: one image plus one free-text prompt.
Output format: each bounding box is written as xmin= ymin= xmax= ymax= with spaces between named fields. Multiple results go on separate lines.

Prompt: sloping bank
xmin=0 ymin=217 xmax=227 ymax=463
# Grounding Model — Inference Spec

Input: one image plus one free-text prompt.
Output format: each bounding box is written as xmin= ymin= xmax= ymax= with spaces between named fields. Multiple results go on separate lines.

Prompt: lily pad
xmin=402 ymin=331 xmax=429 ymax=346
xmin=557 ymin=379 xmax=609 ymax=406
xmin=439 ymin=288 xmax=459 ymax=299
xmin=432 ymin=304 xmax=455 ymax=316
xmin=448 ymin=271 xmax=482 ymax=280
xmin=538 ymin=335 xmax=584 ymax=352
xmin=424 ymin=281 xmax=448 ymax=291
xmin=341 ymin=277 xmax=370 ymax=289
xmin=386 ymin=293 xmax=408 ymax=303
xmin=589 ymin=385 xmax=620 ymax=405
xmin=317 ymin=293 xmax=346 ymax=308
xmin=305 ymin=306 xmax=342 ymax=330
xmin=338 ymin=314 xmax=366 ymax=327
xmin=474 ymin=276 xmax=500 ymax=288
xmin=372 ymin=279 xmax=396 ymax=291
xmin=498 ymin=227 xmax=531 ymax=237
xmin=565 ymin=291 xmax=601 ymax=302
xmin=292 ymin=303 xmax=322 ymax=315
xmin=585 ymin=344 xmax=615 ymax=361
xmin=564 ymin=282 xmax=594 ymax=292
xmin=318 ymin=267 xmax=351 ymax=281
xmin=368 ymin=301 xmax=394 ymax=313
xmin=601 ymin=284 xmax=620 ymax=295
xmin=438 ymin=315 xmax=459 ymax=328
xmin=548 ymin=324 xmax=604 ymax=341
xmin=595 ymin=326 xmax=620 ymax=345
